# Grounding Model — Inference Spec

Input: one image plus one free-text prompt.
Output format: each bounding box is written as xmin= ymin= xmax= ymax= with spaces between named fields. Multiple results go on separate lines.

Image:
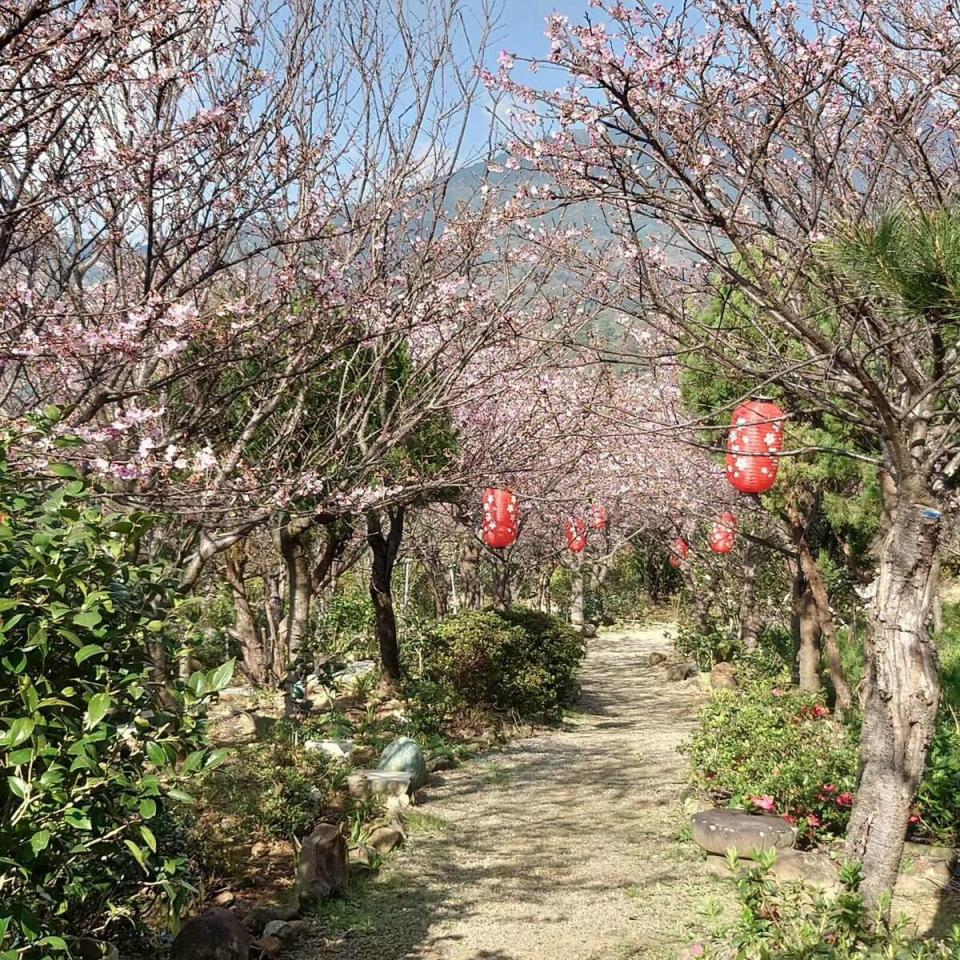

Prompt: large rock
xmin=367 ymin=825 xmax=405 ymax=855
xmin=170 ymin=908 xmax=252 ymax=960
xmin=691 ymin=810 xmax=796 ymax=858
xmin=296 ymin=823 xmax=348 ymax=905
xmin=710 ymin=662 xmax=738 ymax=691
xmin=377 ymin=736 xmax=428 ymax=790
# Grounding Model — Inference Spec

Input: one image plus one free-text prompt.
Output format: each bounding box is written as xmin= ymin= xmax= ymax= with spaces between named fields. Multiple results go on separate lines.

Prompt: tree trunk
xmin=279 ymin=521 xmax=312 ymax=714
xmin=491 ymin=560 xmax=512 ymax=611
xmin=224 ymin=553 xmax=269 ymax=685
xmin=846 ymin=494 xmax=941 ymax=909
xmin=681 ymin=566 xmax=711 ymax=636
xmin=459 ymin=533 xmax=483 ymax=610
xmin=570 ymin=556 xmax=585 ymax=626
xmin=739 ymin=541 xmax=762 ymax=652
xmin=797 ymin=584 xmax=822 ymax=694
xmin=537 ymin=569 xmax=552 ymax=613
xmin=264 ymin=572 xmax=283 ymax=682
xmin=367 ymin=507 xmax=405 ymax=687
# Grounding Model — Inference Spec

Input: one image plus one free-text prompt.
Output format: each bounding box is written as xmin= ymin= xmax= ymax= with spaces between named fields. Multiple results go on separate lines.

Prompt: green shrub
xmin=413 ymin=609 xmax=584 ymax=718
xmin=698 ymin=850 xmax=960 ymax=958
xmin=682 ymin=683 xmax=859 ymax=840
xmin=0 ymin=445 xmax=231 ymax=954
xmin=196 ymin=721 xmax=346 ymax=841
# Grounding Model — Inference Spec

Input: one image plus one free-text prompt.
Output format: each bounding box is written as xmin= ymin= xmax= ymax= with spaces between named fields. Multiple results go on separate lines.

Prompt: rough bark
xmin=739 ymin=541 xmax=762 ymax=652
xmin=797 ymin=584 xmax=822 ymax=694
xmin=279 ymin=521 xmax=312 ymax=714
xmin=458 ymin=532 xmax=483 ymax=610
xmin=569 ymin=556 xmax=586 ymax=626
xmin=846 ymin=494 xmax=941 ymax=908
xmin=491 ymin=559 xmax=512 ymax=611
xmin=681 ymin=566 xmax=711 ymax=636
xmin=367 ymin=507 xmax=405 ymax=687
xmin=224 ymin=553 xmax=269 ymax=685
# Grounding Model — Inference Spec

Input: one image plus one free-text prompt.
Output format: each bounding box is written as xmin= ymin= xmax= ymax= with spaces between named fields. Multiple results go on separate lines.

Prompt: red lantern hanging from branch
xmin=669 ymin=537 xmax=689 ymax=567
xmin=565 ymin=517 xmax=587 ymax=553
xmin=591 ymin=504 xmax=608 ymax=530
xmin=726 ymin=401 xmax=786 ymax=494
xmin=709 ymin=511 xmax=738 ymax=554
xmin=482 ymin=487 xmax=518 ymax=549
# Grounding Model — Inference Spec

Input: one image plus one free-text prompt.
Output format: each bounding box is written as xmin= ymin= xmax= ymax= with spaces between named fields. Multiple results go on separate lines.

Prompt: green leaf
xmin=146 ymin=742 xmax=168 ymax=767
xmin=30 ymin=830 xmax=50 ymax=855
xmin=140 ymin=824 xmax=157 ymax=853
xmin=84 ymin=692 xmax=111 ymax=730
xmin=48 ymin=463 xmax=79 ymax=479
xmin=42 ymin=404 xmax=62 ymax=422
xmin=5 ymin=717 xmax=34 ymax=748
xmin=166 ymin=788 xmax=195 ymax=805
xmin=7 ymin=776 xmax=28 ymax=800
xmin=139 ymin=798 xmax=157 ymax=820
xmin=146 ymin=619 xmax=165 ymax=633
xmin=64 ymin=479 xmax=85 ymax=496
xmin=72 ymin=610 xmax=102 ymax=630
xmin=75 ymin=644 xmax=106 ymax=665
xmin=206 ymin=659 xmax=235 ymax=693
xmin=204 ymin=748 xmax=231 ymax=770
xmin=124 ymin=839 xmax=148 ymax=872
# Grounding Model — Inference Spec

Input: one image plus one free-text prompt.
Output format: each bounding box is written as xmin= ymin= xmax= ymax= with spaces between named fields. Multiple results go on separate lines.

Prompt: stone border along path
xmin=293 ymin=625 xmax=731 ymax=960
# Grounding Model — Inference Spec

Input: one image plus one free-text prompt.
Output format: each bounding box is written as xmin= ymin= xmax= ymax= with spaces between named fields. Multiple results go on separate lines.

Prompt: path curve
xmin=298 ymin=626 xmax=722 ymax=960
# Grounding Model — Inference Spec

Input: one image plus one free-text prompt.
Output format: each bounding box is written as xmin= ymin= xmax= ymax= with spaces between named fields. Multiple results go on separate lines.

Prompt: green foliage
xmin=413 ymin=609 xmax=585 ymax=719
xmin=701 ymin=850 xmax=960 ymax=958
xmin=586 ymin=548 xmax=658 ymax=623
xmin=682 ymin=683 xmax=859 ymax=841
xmin=196 ymin=721 xmax=346 ymax=841
xmin=317 ymin=572 xmax=377 ymax=659
xmin=0 ymin=449 xmax=232 ymax=954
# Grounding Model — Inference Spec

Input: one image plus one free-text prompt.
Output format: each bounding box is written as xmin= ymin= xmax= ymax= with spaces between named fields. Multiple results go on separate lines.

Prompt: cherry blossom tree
xmin=497 ymin=0 xmax=960 ymax=902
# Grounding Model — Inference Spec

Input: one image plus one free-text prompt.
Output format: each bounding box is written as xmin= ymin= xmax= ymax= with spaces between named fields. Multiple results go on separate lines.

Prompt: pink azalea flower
xmin=750 ymin=795 xmax=776 ymax=813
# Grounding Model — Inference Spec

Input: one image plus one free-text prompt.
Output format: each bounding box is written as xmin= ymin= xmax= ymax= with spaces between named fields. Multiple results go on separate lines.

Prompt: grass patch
xmin=404 ymin=811 xmax=453 ymax=837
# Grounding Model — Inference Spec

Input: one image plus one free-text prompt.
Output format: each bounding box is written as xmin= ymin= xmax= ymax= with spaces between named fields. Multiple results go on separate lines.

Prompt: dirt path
xmin=298 ymin=626 xmax=726 ymax=960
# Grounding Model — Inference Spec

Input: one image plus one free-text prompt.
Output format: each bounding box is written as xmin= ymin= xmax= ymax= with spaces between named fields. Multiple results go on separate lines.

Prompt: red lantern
xmin=482 ymin=487 xmax=518 ymax=549
xmin=726 ymin=401 xmax=785 ymax=494
xmin=565 ymin=517 xmax=587 ymax=553
xmin=709 ymin=511 xmax=738 ymax=554
xmin=669 ymin=537 xmax=689 ymax=567
xmin=591 ymin=504 xmax=608 ymax=530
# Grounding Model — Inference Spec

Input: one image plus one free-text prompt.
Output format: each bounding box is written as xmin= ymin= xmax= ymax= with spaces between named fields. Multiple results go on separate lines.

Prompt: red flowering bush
xmin=682 ymin=684 xmax=859 ymax=842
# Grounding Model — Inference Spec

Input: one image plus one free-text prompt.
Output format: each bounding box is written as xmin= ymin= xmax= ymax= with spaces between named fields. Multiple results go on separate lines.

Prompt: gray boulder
xmin=691 ymin=809 xmax=796 ymax=858
xmin=377 ymin=736 xmax=428 ymax=790
xmin=367 ymin=825 xmax=405 ymax=854
xmin=666 ymin=661 xmax=699 ymax=681
xmin=170 ymin=908 xmax=251 ymax=960
xmin=582 ymin=622 xmax=598 ymax=638
xmin=296 ymin=823 xmax=348 ymax=905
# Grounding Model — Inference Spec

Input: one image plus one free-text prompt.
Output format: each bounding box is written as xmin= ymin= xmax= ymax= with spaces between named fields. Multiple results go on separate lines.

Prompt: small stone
xmin=347 ymin=769 xmax=413 ymax=800
xmin=666 ymin=661 xmax=699 ymax=681
xmin=349 ymin=843 xmax=378 ymax=869
xmin=582 ymin=622 xmax=597 ymax=638
xmin=262 ymin=920 xmax=294 ymax=939
xmin=251 ymin=935 xmax=282 ymax=958
xmin=230 ymin=712 xmax=258 ymax=743
xmin=367 ymin=825 xmax=404 ymax=855
xmin=426 ymin=756 xmax=454 ymax=773
xmin=211 ymin=890 xmax=235 ymax=907
xmin=691 ymin=810 xmax=796 ymax=859
xmin=304 ymin=739 xmax=353 ymax=761
xmin=332 ymin=660 xmax=377 ymax=688
xmin=377 ymin=736 xmax=428 ymax=790
xmin=296 ymin=824 xmax=348 ymax=906
xmin=250 ymin=841 xmax=270 ymax=859
xmin=701 ymin=854 xmax=733 ymax=878
xmin=649 ymin=651 xmax=669 ymax=666
xmin=710 ymin=662 xmax=737 ymax=690
xmin=244 ymin=905 xmax=299 ymax=931
xmin=170 ymin=908 xmax=252 ymax=960
xmin=682 ymin=796 xmax=714 ymax=817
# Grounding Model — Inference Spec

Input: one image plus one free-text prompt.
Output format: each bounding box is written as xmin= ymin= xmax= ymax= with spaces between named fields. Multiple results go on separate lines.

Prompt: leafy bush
xmin=196 ymin=720 xmax=347 ymax=841
xmin=683 ymin=683 xmax=859 ymax=840
xmin=697 ymin=851 xmax=960 ymax=958
xmin=0 ymin=447 xmax=231 ymax=954
xmin=413 ymin=609 xmax=584 ymax=718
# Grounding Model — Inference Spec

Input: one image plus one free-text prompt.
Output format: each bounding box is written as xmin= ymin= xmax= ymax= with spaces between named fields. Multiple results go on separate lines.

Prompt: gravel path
xmin=298 ymin=626 xmax=724 ymax=960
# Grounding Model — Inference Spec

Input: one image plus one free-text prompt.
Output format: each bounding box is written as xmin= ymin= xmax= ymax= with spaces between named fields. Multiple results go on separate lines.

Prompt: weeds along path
xmin=295 ymin=626 xmax=725 ymax=960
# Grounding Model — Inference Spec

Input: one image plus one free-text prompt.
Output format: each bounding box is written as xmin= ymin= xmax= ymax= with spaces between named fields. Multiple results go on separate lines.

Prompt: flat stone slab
xmin=701 ymin=850 xmax=839 ymax=890
xmin=691 ymin=809 xmax=796 ymax=858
